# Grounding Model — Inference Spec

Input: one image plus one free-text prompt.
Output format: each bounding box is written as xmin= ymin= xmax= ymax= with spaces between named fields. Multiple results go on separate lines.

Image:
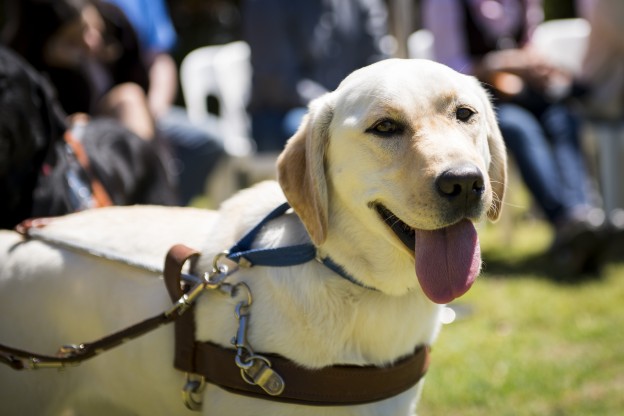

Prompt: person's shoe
xmin=549 ymin=209 xmax=607 ymax=279
xmin=603 ymin=209 xmax=624 ymax=261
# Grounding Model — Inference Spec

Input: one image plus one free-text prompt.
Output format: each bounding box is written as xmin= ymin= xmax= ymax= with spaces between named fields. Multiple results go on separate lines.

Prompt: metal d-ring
xmin=202 ymin=251 xmax=233 ymax=289
xmin=182 ymin=373 xmax=206 ymax=411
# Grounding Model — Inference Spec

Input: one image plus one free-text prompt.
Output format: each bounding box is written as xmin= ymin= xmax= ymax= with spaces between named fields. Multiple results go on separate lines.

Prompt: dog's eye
xmin=456 ymin=107 xmax=475 ymax=122
xmin=368 ymin=119 xmax=403 ymax=136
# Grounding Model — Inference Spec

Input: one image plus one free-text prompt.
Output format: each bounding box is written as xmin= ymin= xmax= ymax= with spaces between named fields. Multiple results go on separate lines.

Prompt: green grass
xmin=418 ymin=219 xmax=624 ymax=416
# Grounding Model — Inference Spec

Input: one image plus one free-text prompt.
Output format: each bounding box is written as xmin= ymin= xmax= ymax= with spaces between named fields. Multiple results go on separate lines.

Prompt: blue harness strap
xmin=226 ymin=203 xmax=317 ymax=267
xmin=320 ymin=257 xmax=378 ymax=291
xmin=225 ymin=202 xmax=375 ymax=290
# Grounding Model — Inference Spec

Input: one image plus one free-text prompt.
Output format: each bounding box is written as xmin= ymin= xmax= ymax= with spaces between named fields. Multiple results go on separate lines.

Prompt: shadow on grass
xmin=481 ymin=211 xmax=624 ymax=284
xmin=482 ymin=247 xmax=623 ymax=285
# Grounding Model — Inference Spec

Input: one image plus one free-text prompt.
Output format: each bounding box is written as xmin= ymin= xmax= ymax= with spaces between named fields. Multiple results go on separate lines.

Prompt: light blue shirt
xmin=104 ymin=0 xmax=177 ymax=53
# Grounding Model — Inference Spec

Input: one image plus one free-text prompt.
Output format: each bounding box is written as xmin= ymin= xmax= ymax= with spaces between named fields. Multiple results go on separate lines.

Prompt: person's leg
xmin=158 ymin=106 xmax=225 ymax=205
xmin=282 ymin=107 xmax=307 ymax=138
xmin=501 ymin=104 xmax=606 ymax=275
xmin=251 ymin=110 xmax=290 ymax=152
xmin=497 ymin=103 xmax=566 ymax=224
xmin=540 ymin=103 xmax=592 ymax=212
xmin=97 ymin=82 xmax=155 ymax=140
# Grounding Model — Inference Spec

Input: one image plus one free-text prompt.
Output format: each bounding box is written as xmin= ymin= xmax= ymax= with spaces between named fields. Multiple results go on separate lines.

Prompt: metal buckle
xmin=239 ymin=354 xmax=285 ymax=396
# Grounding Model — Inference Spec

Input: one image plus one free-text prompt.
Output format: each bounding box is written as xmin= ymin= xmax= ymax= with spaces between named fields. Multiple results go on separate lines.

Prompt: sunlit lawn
xmin=418 ymin=217 xmax=624 ymax=416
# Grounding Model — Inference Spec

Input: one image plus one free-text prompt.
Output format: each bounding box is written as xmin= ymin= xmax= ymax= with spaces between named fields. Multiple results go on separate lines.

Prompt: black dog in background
xmin=0 ymin=46 xmax=178 ymax=229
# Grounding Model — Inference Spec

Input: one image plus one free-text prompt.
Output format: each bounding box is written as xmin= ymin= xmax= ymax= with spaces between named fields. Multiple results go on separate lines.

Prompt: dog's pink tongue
xmin=415 ymin=220 xmax=480 ymax=304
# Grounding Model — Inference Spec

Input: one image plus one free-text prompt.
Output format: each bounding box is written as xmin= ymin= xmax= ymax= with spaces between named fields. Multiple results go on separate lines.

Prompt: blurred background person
xmin=576 ymin=0 xmax=624 ymax=236
xmin=0 ymin=44 xmax=68 ymax=228
xmin=3 ymin=0 xmax=225 ymax=206
xmin=577 ymin=0 xmax=624 ymax=121
xmin=241 ymin=0 xmax=391 ymax=152
xmin=0 ymin=45 xmax=176 ymax=228
xmin=421 ymin=0 xmax=605 ymax=275
xmin=3 ymin=0 xmax=156 ymax=140
xmin=102 ymin=0 xmax=226 ymax=205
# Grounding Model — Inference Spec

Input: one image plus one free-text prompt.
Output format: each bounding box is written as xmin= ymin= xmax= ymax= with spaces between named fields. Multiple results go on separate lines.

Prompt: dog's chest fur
xmin=194 ymin=181 xmax=442 ymax=368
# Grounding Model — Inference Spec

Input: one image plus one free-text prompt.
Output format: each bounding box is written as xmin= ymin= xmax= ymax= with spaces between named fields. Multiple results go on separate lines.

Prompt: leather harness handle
xmin=163 ymin=244 xmax=202 ymax=373
xmin=164 ymin=244 xmax=200 ymax=301
xmin=163 ymin=246 xmax=432 ymax=406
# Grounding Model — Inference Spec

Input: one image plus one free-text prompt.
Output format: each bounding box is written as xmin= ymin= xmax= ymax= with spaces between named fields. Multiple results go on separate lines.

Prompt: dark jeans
xmin=251 ymin=108 xmax=307 ymax=153
xmin=158 ymin=106 xmax=225 ymax=205
xmin=497 ymin=102 xmax=590 ymax=224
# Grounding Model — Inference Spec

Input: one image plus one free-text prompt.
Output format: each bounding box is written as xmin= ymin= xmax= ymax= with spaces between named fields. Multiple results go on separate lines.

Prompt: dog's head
xmin=278 ymin=59 xmax=507 ymax=302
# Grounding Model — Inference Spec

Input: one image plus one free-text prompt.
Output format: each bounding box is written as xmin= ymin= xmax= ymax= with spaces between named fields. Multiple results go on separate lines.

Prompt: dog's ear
xmin=478 ymin=82 xmax=507 ymax=221
xmin=277 ymin=95 xmax=334 ymax=245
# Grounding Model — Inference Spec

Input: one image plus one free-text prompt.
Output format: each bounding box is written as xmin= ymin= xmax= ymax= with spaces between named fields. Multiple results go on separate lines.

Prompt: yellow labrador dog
xmin=0 ymin=59 xmax=506 ymax=415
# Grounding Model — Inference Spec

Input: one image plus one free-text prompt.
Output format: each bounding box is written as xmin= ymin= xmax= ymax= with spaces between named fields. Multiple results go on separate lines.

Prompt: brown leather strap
xmin=0 ymin=301 xmax=175 ymax=370
xmin=164 ymin=245 xmax=431 ymax=406
xmin=192 ymin=342 xmax=430 ymax=406
xmin=163 ymin=244 xmax=201 ymax=372
xmin=0 ymin=245 xmax=198 ymax=371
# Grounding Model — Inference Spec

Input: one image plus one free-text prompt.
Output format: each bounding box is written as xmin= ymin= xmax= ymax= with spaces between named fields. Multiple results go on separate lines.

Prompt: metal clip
xmin=240 ymin=355 xmax=285 ymax=396
xmin=56 ymin=344 xmax=84 ymax=358
xmin=237 ymin=257 xmax=253 ymax=268
xmin=25 ymin=358 xmax=77 ymax=370
xmin=165 ymin=278 xmax=207 ymax=318
xmin=230 ymin=286 xmax=285 ymax=396
xmin=20 ymin=345 xmax=85 ymax=370
xmin=182 ymin=373 xmax=205 ymax=411
xmin=166 ymin=251 xmax=239 ymax=319
xmin=232 ymin=301 xmax=253 ymax=369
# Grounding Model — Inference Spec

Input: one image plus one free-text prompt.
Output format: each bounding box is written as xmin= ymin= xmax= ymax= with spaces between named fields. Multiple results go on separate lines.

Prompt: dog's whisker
xmin=501 ymin=201 xmax=526 ymax=209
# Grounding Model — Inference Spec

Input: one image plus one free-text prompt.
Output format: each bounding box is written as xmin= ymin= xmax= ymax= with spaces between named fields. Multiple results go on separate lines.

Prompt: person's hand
xmin=477 ymin=48 xmax=571 ymax=97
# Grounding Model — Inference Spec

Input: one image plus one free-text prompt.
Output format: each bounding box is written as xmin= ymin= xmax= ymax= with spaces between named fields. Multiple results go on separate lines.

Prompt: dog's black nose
xmin=436 ymin=164 xmax=485 ymax=203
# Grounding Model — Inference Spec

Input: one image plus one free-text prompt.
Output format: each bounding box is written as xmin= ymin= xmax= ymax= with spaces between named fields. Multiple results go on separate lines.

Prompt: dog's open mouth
xmin=373 ymin=202 xmax=481 ymax=304
xmin=375 ymin=204 xmax=415 ymax=251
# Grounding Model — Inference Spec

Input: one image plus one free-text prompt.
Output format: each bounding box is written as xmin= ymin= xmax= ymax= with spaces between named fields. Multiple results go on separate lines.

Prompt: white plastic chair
xmin=532 ymin=18 xmax=590 ymax=76
xmin=583 ymin=122 xmax=624 ymax=215
xmin=532 ymin=19 xmax=624 ymax=214
xmin=180 ymin=41 xmax=254 ymax=157
xmin=407 ymin=29 xmax=435 ymax=60
xmin=180 ymin=41 xmax=279 ymax=203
